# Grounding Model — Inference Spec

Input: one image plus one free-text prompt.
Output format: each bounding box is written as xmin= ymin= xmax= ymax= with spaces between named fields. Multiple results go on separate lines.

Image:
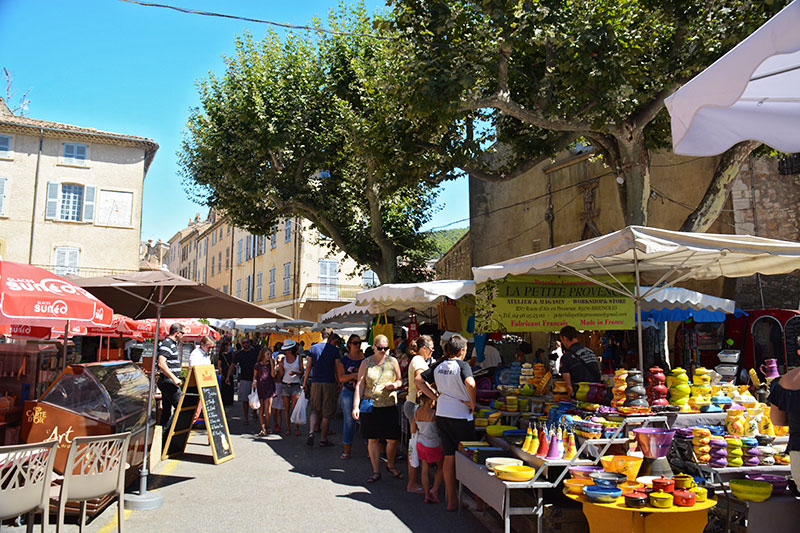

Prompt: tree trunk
xmin=680 ymin=140 xmax=760 ymax=232
xmin=364 ymin=175 xmax=398 ymax=284
xmin=617 ymin=137 xmax=651 ymax=226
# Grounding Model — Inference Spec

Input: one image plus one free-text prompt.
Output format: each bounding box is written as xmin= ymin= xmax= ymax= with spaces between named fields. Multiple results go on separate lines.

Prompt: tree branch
xmin=364 ymin=170 xmax=398 ymax=283
xmin=461 ymin=92 xmax=593 ymax=132
xmin=461 ymin=132 xmax=576 ymax=183
xmin=630 ymin=85 xmax=680 ymax=132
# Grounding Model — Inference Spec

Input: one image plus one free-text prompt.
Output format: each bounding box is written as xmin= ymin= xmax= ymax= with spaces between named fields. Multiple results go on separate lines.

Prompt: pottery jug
xmin=575 ymin=382 xmax=591 ymax=402
xmin=726 ymin=409 xmax=746 ymax=436
xmin=760 ymin=359 xmax=780 ymax=380
xmin=671 ymin=368 xmax=689 ymax=384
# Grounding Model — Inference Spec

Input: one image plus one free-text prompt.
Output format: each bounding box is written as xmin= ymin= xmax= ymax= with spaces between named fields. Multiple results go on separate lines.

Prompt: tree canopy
xmin=180 ymin=7 xmax=459 ymax=283
xmin=388 ymin=0 xmax=788 ymax=229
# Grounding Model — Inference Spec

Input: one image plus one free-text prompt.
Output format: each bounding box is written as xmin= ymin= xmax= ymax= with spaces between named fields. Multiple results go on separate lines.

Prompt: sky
xmin=0 ymin=0 xmax=468 ymax=243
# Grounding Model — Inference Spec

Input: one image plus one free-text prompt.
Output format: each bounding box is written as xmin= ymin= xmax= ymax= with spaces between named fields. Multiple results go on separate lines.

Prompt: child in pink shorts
xmin=411 ymin=393 xmax=443 ymax=503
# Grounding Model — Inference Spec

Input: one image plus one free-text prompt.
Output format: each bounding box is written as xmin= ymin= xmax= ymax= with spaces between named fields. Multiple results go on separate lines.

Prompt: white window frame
xmin=318 ymin=260 xmax=339 ymax=300
xmin=270 ymin=228 xmax=277 ymax=249
xmin=53 ymin=246 xmax=80 ymax=276
xmin=269 ymin=267 xmax=276 ymax=299
xmin=284 ymin=219 xmax=292 ymax=242
xmin=61 ymin=142 xmax=89 ymax=166
xmin=211 ymin=231 xmax=217 ymax=246
xmin=256 ymin=272 xmax=263 ymax=301
xmin=362 ymin=269 xmax=379 ymax=288
xmin=0 ymin=177 xmax=7 ymax=217
xmin=283 ymin=262 xmax=291 ymax=295
xmin=45 ymin=182 xmax=96 ymax=223
xmin=0 ymin=134 xmax=13 ymax=159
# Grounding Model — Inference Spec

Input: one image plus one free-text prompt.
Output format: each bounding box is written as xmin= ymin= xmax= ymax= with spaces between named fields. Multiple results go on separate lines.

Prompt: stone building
xmin=0 ymin=98 xmax=158 ymax=275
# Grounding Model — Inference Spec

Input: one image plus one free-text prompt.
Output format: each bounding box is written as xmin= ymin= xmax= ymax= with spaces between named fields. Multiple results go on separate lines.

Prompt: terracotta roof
xmin=0 ymin=97 xmax=159 ymax=173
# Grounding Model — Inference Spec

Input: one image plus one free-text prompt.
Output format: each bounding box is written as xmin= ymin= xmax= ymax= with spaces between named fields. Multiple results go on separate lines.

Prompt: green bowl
xmin=729 ymin=479 xmax=772 ymax=502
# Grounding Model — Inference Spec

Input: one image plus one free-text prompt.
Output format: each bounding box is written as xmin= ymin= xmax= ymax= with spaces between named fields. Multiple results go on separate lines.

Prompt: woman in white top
xmin=279 ymin=340 xmax=304 ymax=436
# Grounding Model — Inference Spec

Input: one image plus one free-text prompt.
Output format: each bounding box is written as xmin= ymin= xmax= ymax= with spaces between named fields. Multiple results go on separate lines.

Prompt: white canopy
xmin=473 ymin=226 xmax=800 ymax=285
xmin=355 ymin=280 xmax=475 ymax=313
xmin=640 ymin=286 xmax=734 ymax=314
xmin=666 ymin=1 xmax=800 ymax=156
xmin=320 ymin=302 xmax=375 ymax=323
xmin=233 ymin=317 xmax=278 ymax=331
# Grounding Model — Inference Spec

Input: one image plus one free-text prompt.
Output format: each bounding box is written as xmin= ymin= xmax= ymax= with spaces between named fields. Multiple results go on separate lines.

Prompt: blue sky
xmin=0 ymin=0 xmax=468 ymax=242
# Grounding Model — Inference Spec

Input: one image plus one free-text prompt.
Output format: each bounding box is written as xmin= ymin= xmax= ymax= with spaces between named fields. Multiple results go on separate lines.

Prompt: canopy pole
xmin=126 ymin=286 xmax=164 ymax=510
xmin=634 ymin=250 xmax=644 ymax=373
xmin=61 ymin=320 xmax=69 ymax=371
xmin=554 ymin=262 xmax=635 ymax=297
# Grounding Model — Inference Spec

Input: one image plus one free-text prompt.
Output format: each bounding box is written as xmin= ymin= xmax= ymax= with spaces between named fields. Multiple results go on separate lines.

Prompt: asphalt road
xmin=13 ymin=408 xmax=497 ymax=533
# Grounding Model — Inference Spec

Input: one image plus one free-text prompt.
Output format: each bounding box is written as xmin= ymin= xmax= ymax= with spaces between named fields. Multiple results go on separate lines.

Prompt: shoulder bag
xmin=359 ymin=358 xmax=388 ymax=414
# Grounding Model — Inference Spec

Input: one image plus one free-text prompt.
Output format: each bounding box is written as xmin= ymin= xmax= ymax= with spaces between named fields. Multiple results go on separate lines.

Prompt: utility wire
xmin=118 ymin=0 xmax=389 ymax=39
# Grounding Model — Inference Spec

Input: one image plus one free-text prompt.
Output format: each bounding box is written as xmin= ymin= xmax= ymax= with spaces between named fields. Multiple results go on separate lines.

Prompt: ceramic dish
xmin=563 ymin=478 xmax=594 ymax=495
xmin=673 ymin=489 xmax=696 ymax=507
xmin=649 ymin=490 xmax=674 ymax=508
xmin=485 ymin=457 xmax=523 ymax=472
xmin=624 ymin=492 xmax=648 ymax=508
xmin=494 ymin=464 xmax=536 ymax=482
xmin=583 ymin=485 xmax=622 ymax=503
xmin=485 ymin=424 xmax=517 ymax=438
xmin=745 ymin=473 xmax=788 ymax=495
xmin=729 ymin=479 xmax=772 ymax=502
xmin=600 ymin=455 xmax=643 ymax=482
xmin=590 ymin=471 xmax=628 ymax=488
xmin=569 ymin=465 xmax=604 ymax=479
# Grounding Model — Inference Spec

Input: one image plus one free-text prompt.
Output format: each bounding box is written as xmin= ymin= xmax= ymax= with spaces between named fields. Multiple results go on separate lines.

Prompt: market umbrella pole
xmin=634 ymin=250 xmax=645 ymax=373
xmin=61 ymin=320 xmax=69 ymax=371
xmin=126 ymin=286 xmax=164 ymax=511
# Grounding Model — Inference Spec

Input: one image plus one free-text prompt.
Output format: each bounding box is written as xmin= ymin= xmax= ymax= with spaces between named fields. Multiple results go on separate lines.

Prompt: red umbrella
xmin=134 ymin=318 xmax=218 ymax=340
xmin=0 ymin=260 xmax=113 ymax=327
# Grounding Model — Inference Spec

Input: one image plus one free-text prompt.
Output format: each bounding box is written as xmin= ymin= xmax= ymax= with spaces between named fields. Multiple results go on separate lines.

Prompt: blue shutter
xmin=45 ymin=182 xmax=59 ymax=219
xmin=0 ymin=177 xmax=6 ymax=217
xmin=82 ymin=185 xmax=96 ymax=222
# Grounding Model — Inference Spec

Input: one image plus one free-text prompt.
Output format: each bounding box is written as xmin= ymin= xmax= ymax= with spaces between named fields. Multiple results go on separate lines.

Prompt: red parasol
xmin=0 ymin=260 xmax=113 ymax=327
xmin=134 ymin=318 xmax=219 ymax=341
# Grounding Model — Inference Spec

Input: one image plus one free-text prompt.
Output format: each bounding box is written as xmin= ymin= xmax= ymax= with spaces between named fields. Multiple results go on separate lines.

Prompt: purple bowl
xmin=709 ymin=457 xmax=728 ymax=468
xmin=745 ymin=474 xmax=788 ymax=495
xmin=633 ymin=428 xmax=676 ymax=459
xmin=569 ymin=465 xmax=604 ymax=479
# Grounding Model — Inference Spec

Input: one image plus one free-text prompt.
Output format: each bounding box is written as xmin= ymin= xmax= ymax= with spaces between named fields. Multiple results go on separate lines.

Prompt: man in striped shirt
xmin=157 ymin=323 xmax=185 ymax=439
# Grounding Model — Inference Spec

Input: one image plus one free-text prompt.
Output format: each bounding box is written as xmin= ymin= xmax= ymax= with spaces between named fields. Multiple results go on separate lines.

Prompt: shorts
xmin=403 ymin=400 xmax=417 ymax=423
xmin=281 ymin=382 xmax=301 ymax=397
xmin=309 ymin=382 xmax=338 ymax=419
xmin=417 ymin=442 xmax=444 ymax=463
xmin=436 ymin=416 xmax=476 ymax=456
xmin=238 ymin=380 xmax=252 ymax=402
xmin=361 ymin=405 xmax=401 ymax=441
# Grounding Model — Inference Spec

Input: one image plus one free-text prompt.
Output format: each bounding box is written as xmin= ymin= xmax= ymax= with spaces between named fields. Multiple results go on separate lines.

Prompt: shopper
xmin=271 ymin=342 xmax=284 ymax=433
xmin=156 ymin=323 xmax=185 ymax=440
xmin=279 ymin=339 xmax=304 ymax=436
xmin=404 ymin=336 xmax=434 ymax=493
xmin=189 ymin=335 xmax=215 ymax=366
xmin=336 ymin=334 xmax=365 ymax=459
xmin=254 ymin=346 xmax=277 ymax=436
xmin=411 ymin=392 xmax=443 ymax=504
xmin=418 ymin=334 xmax=476 ymax=511
xmin=558 ymin=325 xmax=601 ymax=397
xmin=303 ymin=328 xmax=340 ymax=447
xmin=217 ymin=339 xmax=234 ymax=405
xmin=768 ymin=365 xmax=800 ymax=483
xmin=352 ymin=334 xmax=403 ymax=483
xmin=225 ymin=337 xmax=259 ymax=425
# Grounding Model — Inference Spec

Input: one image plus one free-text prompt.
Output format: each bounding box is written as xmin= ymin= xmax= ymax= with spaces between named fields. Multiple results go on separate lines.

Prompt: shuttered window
xmin=269 ymin=267 xmax=276 ymax=298
xmin=54 ymin=247 xmax=80 ymax=276
xmin=0 ymin=177 xmax=7 ymax=217
xmin=283 ymin=262 xmax=291 ymax=295
xmin=0 ymin=135 xmax=10 ymax=158
xmin=63 ymin=143 xmax=87 ymax=164
xmin=318 ymin=260 xmax=339 ymax=300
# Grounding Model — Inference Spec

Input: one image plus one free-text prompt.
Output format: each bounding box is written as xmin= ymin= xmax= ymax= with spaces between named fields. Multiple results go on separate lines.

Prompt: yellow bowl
xmin=475 ymin=418 xmax=489 ymax=427
xmin=485 ymin=457 xmax=523 ymax=472
xmin=619 ymin=480 xmax=644 ymax=493
xmin=730 ymin=479 xmax=772 ymax=502
xmin=600 ymin=455 xmax=643 ymax=482
xmin=486 ymin=425 xmax=517 ymax=437
xmin=494 ymin=464 xmax=536 ymax=482
xmin=564 ymin=478 xmax=594 ymax=494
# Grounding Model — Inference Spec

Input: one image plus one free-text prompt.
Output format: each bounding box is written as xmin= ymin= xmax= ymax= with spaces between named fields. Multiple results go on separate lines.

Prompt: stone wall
xmin=434 ymin=231 xmax=472 ymax=280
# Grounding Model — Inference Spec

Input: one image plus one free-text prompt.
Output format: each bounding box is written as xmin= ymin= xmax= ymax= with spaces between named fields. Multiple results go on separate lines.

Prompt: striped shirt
xmin=158 ymin=337 xmax=181 ymax=381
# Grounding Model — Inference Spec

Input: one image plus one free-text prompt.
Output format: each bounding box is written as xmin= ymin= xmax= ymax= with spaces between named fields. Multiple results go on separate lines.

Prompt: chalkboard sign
xmin=162 ymin=364 xmax=234 ymax=464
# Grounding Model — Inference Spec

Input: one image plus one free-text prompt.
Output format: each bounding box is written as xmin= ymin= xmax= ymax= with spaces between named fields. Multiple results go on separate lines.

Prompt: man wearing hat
xmin=303 ymin=327 xmax=341 ymax=446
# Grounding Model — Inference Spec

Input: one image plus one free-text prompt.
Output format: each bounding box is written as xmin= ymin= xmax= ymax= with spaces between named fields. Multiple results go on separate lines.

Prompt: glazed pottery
xmin=672 ymin=473 xmax=694 ymax=490
xmin=729 ymin=479 xmax=772 ymax=502
xmin=652 ymin=475 xmax=675 ymax=493
xmin=726 ymin=409 xmax=746 ymax=436
xmin=633 ymin=428 xmax=676 ymax=459
xmin=745 ymin=473 xmax=788 ymax=495
xmin=583 ymin=485 xmax=622 ymax=504
xmin=625 ymin=371 xmax=649 ymax=407
xmin=673 ymin=489 xmax=696 ymax=507
xmin=649 ymin=489 xmax=674 ymax=508
xmin=590 ymin=471 xmax=628 ymax=488
xmin=624 ymin=492 xmax=648 ymax=508
xmin=587 ymin=382 xmax=606 ymax=403
xmin=576 ymin=382 xmax=591 ymax=402
xmin=569 ymin=465 xmax=604 ymax=479
xmin=494 ymin=464 xmax=536 ymax=481
xmin=563 ymin=478 xmax=594 ymax=494
xmin=600 ymin=455 xmax=643 ymax=482
xmin=760 ymin=359 xmax=780 ymax=380
xmin=690 ymin=485 xmax=708 ymax=502
xmin=647 ymin=367 xmax=669 ymax=406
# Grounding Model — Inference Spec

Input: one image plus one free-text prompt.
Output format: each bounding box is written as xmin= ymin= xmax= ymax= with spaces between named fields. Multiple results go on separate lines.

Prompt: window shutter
xmin=0 ymin=177 xmax=6 ymax=216
xmin=82 ymin=185 xmax=96 ymax=222
xmin=75 ymin=144 xmax=87 ymax=160
xmin=63 ymin=143 xmax=74 ymax=159
xmin=45 ymin=182 xmax=59 ymax=219
xmin=67 ymin=248 xmax=80 ymax=270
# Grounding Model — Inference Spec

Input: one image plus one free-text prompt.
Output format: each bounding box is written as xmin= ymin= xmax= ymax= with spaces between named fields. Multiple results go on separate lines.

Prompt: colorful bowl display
xmin=649 ymin=489 xmax=674 ymax=508
xmin=600 ymin=455 xmax=644 ymax=482
xmin=623 ymin=492 xmax=648 ymax=508
xmin=563 ymin=478 xmax=594 ymax=495
xmin=633 ymin=428 xmax=676 ymax=458
xmin=486 ymin=424 xmax=517 ymax=437
xmin=590 ymin=471 xmax=628 ymax=488
xmin=494 ymin=464 xmax=536 ymax=482
xmin=485 ymin=457 xmax=523 ymax=472
xmin=729 ymin=479 xmax=772 ymax=502
xmin=583 ymin=485 xmax=623 ymax=503
xmin=569 ymin=465 xmax=604 ymax=479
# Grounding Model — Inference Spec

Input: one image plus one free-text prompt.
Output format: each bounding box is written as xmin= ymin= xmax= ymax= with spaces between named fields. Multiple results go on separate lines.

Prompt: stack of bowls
xmin=726 ymin=436 xmax=744 ymax=467
xmin=505 ymin=396 xmax=519 ymax=413
xmin=692 ymin=427 xmax=711 ymax=464
xmin=668 ymin=368 xmax=691 ymax=407
xmin=612 ymin=369 xmax=628 ymax=407
xmin=709 ymin=437 xmax=728 ymax=468
xmin=741 ymin=436 xmax=761 ymax=466
xmin=569 ymin=465 xmax=603 ymax=479
xmin=757 ymin=445 xmax=776 ymax=465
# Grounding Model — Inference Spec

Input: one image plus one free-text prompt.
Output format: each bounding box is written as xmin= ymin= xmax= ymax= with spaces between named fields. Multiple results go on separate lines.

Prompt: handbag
xmin=371 ymin=314 xmax=395 ymax=349
xmin=359 ymin=358 xmax=388 ymax=414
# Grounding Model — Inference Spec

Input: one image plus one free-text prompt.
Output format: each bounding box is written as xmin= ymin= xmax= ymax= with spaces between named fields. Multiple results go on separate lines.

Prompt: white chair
xmin=56 ymin=432 xmax=131 ymax=533
xmin=0 ymin=440 xmax=58 ymax=532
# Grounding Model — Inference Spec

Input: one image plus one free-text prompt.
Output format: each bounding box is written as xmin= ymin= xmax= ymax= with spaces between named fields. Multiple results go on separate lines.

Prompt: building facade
xmin=0 ymin=98 xmax=158 ymax=275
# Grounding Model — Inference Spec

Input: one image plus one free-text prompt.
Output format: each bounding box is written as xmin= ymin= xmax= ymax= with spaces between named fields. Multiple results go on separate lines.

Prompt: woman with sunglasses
xmin=404 ymin=336 xmax=434 ymax=493
xmin=353 ymin=334 xmax=403 ymax=483
xmin=336 ymin=334 xmax=365 ymax=460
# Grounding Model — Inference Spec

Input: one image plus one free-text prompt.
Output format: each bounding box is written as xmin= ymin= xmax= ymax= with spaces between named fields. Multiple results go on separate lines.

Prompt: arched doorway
xmin=751 ymin=316 xmax=784 ymax=378
xmin=784 ymin=316 xmax=800 ymax=368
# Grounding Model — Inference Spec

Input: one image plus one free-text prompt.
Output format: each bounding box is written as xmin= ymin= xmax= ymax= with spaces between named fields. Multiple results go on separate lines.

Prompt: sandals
xmin=306 ymin=434 xmax=315 ymax=446
xmin=340 ymin=452 xmax=351 ymax=460
xmin=367 ymin=472 xmax=381 ymax=483
xmin=257 ymin=430 xmax=267 ymax=437
xmin=386 ymin=465 xmax=404 ymax=479
xmin=319 ymin=440 xmax=334 ymax=447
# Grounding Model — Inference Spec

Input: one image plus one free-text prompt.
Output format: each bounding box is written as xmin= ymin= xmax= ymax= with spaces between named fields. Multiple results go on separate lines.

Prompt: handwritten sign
xmin=475 ymin=274 xmax=635 ymax=333
xmin=162 ymin=364 xmax=234 ymax=464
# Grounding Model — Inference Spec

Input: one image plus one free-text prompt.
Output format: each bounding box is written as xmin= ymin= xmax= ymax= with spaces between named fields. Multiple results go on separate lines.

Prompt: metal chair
xmin=56 ymin=432 xmax=131 ymax=533
xmin=0 ymin=440 xmax=58 ymax=532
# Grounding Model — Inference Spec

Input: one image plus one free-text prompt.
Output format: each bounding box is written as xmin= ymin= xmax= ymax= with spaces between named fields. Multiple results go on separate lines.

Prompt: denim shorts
xmin=281 ymin=382 xmax=301 ymax=397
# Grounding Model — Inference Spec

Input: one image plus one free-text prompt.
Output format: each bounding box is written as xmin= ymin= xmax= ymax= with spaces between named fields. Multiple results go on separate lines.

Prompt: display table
xmin=564 ymin=492 xmax=717 ymax=533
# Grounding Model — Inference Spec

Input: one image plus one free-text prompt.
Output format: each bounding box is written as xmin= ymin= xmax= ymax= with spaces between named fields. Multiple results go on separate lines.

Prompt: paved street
xmin=13 ymin=410 xmax=496 ymax=533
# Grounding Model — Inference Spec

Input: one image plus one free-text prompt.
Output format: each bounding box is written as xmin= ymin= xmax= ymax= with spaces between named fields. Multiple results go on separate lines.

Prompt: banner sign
xmin=475 ymin=274 xmax=635 ymax=332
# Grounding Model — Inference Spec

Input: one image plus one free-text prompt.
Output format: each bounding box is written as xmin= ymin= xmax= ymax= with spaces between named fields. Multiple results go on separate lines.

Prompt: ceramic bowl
xmin=485 ymin=457 xmax=523 ymax=472
xmin=600 ymin=455 xmax=643 ymax=482
xmin=494 ymin=464 xmax=536 ymax=482
xmin=691 ymin=485 xmax=708 ymax=502
xmin=590 ymin=471 xmax=628 ymax=488
xmin=633 ymin=428 xmax=676 ymax=459
xmin=649 ymin=489 xmax=674 ymax=508
xmin=672 ymin=474 xmax=694 ymax=490
xmin=729 ymin=479 xmax=772 ymax=502
xmin=563 ymin=478 xmax=594 ymax=495
xmin=745 ymin=474 xmax=789 ymax=495
xmin=673 ymin=489 xmax=696 ymax=507
xmin=624 ymin=492 xmax=648 ymax=508
xmin=486 ymin=424 xmax=517 ymax=437
xmin=583 ymin=485 xmax=622 ymax=503
xmin=619 ymin=480 xmax=644 ymax=493
xmin=652 ymin=476 xmax=675 ymax=493
xmin=755 ymin=434 xmax=775 ymax=446
xmin=569 ymin=465 xmax=604 ymax=479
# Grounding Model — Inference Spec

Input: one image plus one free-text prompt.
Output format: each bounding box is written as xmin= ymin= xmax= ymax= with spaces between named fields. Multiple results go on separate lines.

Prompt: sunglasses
xmin=350 ymin=340 xmax=361 ymax=345
xmin=375 ymin=346 xmax=388 ymax=351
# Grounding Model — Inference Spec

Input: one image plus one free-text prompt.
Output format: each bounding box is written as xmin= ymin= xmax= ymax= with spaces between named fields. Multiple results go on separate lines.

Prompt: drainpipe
xmin=293 ymin=217 xmax=302 ymax=318
xmin=28 ymin=128 xmax=44 ymax=264
xmin=229 ymin=224 xmax=235 ymax=294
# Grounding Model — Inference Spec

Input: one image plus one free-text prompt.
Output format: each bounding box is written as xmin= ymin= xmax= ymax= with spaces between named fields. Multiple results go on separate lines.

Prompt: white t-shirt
xmin=473 ymin=344 xmax=502 ymax=369
xmin=423 ymin=359 xmax=473 ymax=421
xmin=189 ymin=346 xmax=211 ymax=366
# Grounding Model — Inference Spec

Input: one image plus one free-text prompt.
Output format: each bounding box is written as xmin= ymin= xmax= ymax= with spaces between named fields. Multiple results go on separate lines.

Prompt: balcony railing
xmin=32 ymin=265 xmax=140 ymax=278
xmin=300 ymin=283 xmax=363 ymax=301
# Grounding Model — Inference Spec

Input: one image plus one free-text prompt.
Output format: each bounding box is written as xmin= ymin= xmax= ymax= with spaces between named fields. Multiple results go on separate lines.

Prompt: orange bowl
xmin=564 ymin=478 xmax=594 ymax=494
xmin=600 ymin=455 xmax=644 ymax=482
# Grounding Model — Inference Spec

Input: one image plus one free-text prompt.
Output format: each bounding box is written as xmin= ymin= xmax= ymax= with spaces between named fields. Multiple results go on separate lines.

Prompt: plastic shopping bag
xmin=409 ymin=432 xmax=420 ymax=468
xmin=290 ymin=393 xmax=308 ymax=425
xmin=248 ymin=390 xmax=261 ymax=410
